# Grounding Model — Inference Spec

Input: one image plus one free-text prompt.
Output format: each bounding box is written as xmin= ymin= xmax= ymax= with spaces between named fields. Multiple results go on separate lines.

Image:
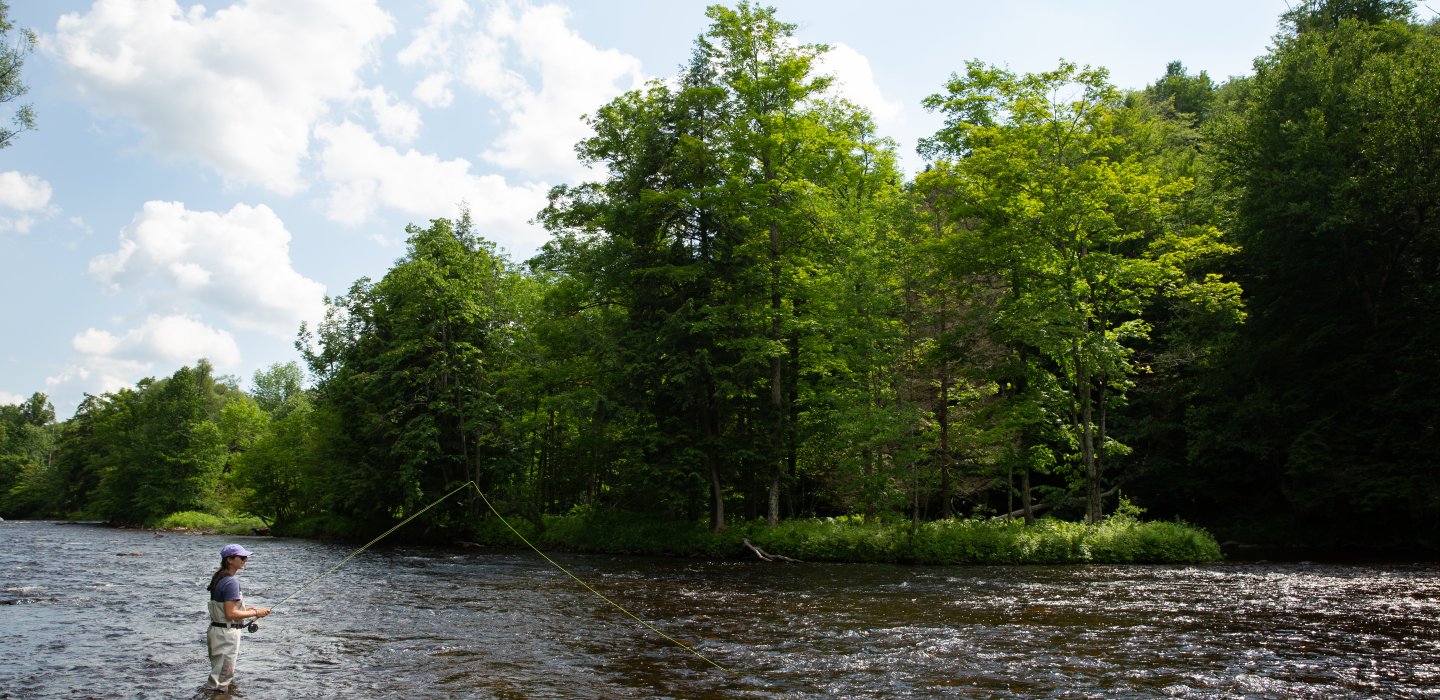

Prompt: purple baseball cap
xmin=220 ymin=544 xmax=253 ymax=558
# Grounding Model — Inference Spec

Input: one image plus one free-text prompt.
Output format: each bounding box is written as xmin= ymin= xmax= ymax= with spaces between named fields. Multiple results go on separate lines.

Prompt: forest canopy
xmin=3 ymin=0 xmax=1436 ymax=552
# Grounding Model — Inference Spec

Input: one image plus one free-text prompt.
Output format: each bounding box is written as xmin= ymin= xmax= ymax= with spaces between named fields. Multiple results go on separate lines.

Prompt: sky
xmin=1 ymin=0 xmax=1406 ymax=419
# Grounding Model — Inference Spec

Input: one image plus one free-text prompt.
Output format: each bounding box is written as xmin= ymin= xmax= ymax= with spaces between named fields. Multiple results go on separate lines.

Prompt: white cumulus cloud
xmin=47 ymin=0 xmax=396 ymax=195
xmin=315 ymin=120 xmax=551 ymax=254
xmin=89 ymin=200 xmax=327 ymax=338
xmin=355 ymin=86 xmax=423 ymax=144
xmin=53 ymin=314 xmax=242 ymax=398
xmin=72 ymin=328 xmax=123 ymax=356
xmin=0 ymin=171 xmax=56 ymax=233
xmin=398 ymin=0 xmax=473 ymax=67
xmin=819 ymin=42 xmax=904 ymax=127
xmin=399 ymin=0 xmax=645 ymax=182
xmin=71 ymin=315 xmax=242 ymax=368
xmin=0 ymin=171 xmax=53 ymax=210
xmin=413 ymin=72 xmax=456 ymax=108
xmin=471 ymin=2 xmax=645 ymax=180
xmin=52 ymin=196 xmax=312 ymax=402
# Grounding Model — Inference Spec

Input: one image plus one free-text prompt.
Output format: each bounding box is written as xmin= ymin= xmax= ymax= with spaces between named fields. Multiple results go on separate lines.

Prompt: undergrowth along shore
xmin=154 ymin=505 xmax=1222 ymax=565
xmin=465 ymin=509 xmax=1223 ymax=565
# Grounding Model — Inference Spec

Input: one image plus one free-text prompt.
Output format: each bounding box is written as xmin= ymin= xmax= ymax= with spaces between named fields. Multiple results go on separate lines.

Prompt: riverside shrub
xmin=467 ymin=511 xmax=1222 ymax=564
xmin=153 ymin=510 xmax=226 ymax=530
xmin=152 ymin=510 xmax=268 ymax=535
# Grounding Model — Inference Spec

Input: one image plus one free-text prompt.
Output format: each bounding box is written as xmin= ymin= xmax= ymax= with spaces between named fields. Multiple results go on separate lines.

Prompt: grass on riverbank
xmin=150 ymin=510 xmax=269 ymax=536
xmin=141 ymin=503 xmax=1219 ymax=564
xmin=467 ymin=508 xmax=1223 ymax=565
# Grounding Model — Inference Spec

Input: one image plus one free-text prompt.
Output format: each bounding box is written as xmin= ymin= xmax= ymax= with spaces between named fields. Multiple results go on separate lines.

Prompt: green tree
xmin=1204 ymin=0 xmax=1440 ymax=543
xmin=230 ymin=399 xmax=313 ymax=526
xmin=699 ymin=2 xmax=838 ymax=527
xmin=48 ymin=394 xmax=110 ymax=516
xmin=226 ymin=362 xmax=313 ymax=525
xmin=88 ymin=362 xmax=229 ymax=525
xmin=0 ymin=1 xmax=35 ymax=148
xmin=537 ymin=2 xmax=904 ymax=531
xmin=302 ymin=214 xmax=525 ymax=537
xmin=922 ymin=61 xmax=1242 ymax=523
xmin=1143 ymin=61 xmax=1217 ymax=123
xmin=0 ymin=392 xmax=57 ymax=517
xmin=250 ymin=362 xmax=306 ymax=415
xmin=1105 ymin=63 xmax=1247 ymax=526
xmin=1282 ymin=0 xmax=1413 ymax=32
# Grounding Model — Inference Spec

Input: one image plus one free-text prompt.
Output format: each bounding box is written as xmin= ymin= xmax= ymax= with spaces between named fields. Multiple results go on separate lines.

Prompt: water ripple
xmin=2 ymin=522 xmax=1439 ymax=698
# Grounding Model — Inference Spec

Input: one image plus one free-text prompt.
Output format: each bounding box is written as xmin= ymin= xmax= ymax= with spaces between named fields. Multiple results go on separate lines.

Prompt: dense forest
xmin=2 ymin=0 xmax=1436 ymax=552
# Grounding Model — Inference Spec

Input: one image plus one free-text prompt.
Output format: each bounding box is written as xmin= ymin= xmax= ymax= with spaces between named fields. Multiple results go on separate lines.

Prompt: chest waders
xmin=206 ymin=597 xmax=244 ymax=690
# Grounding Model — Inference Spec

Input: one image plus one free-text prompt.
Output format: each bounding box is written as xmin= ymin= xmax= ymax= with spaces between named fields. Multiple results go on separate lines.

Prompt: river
xmin=1 ymin=521 xmax=1437 ymax=699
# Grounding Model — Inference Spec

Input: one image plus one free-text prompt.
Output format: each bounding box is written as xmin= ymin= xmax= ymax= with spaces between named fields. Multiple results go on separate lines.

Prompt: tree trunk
xmin=765 ymin=154 xmax=784 ymax=528
xmin=1022 ymin=465 xmax=1034 ymax=525
xmin=1075 ymin=338 xmax=1101 ymax=524
xmin=709 ymin=453 xmax=726 ymax=533
xmin=938 ymin=357 xmax=952 ymax=519
xmin=1007 ymin=460 xmax=1014 ymax=519
xmin=704 ymin=375 xmax=725 ymax=533
xmin=862 ymin=448 xmax=876 ymax=524
xmin=1096 ymin=373 xmax=1109 ymax=521
xmin=1006 ymin=485 xmax=1117 ymax=520
xmin=786 ymin=306 xmax=802 ymax=519
xmin=767 ymin=468 xmax=781 ymax=527
xmin=1005 ymin=492 xmax=1049 ymax=520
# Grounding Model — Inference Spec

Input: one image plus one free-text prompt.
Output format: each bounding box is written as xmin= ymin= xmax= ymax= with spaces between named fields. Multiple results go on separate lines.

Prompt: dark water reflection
xmin=2 ymin=521 xmax=1438 ymax=699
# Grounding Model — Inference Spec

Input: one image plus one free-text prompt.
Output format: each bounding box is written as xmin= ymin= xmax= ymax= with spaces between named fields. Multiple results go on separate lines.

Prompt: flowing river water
xmin=1 ymin=521 xmax=1438 ymax=699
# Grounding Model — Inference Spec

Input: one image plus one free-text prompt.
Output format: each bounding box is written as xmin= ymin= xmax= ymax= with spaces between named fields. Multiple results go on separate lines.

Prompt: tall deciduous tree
xmin=250 ymin=362 xmax=306 ymax=415
xmin=0 ymin=392 xmax=56 ymax=517
xmin=301 ymin=214 xmax=525 ymax=536
xmin=538 ymin=1 xmax=902 ymax=531
xmin=922 ymin=61 xmax=1242 ymax=523
xmin=87 ymin=362 xmax=230 ymax=525
xmin=230 ymin=398 xmax=313 ymax=526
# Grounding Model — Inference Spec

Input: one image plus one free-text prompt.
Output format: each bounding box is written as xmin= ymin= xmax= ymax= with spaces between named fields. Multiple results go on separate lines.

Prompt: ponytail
xmin=207 ymin=557 xmax=232 ymax=592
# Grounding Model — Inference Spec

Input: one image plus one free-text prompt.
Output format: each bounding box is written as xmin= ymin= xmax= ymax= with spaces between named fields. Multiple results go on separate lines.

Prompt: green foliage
xmin=1143 ymin=61 xmax=1217 ymax=123
xmin=1194 ymin=1 xmax=1440 ymax=545
xmin=82 ymin=362 xmax=232 ymax=525
xmin=0 ymin=392 xmax=57 ymax=518
xmin=300 ymin=212 xmax=530 ymax=537
xmin=152 ymin=510 xmax=226 ymax=530
xmin=1281 ymin=0 xmax=1414 ymax=33
xmin=10 ymin=1 xmax=1437 ymax=554
xmin=250 ymin=362 xmax=306 ymax=415
xmin=466 ymin=510 xmax=1220 ymax=564
xmin=536 ymin=1 xmax=907 ymax=532
xmin=1087 ymin=516 xmax=1223 ymax=564
xmin=921 ymin=59 xmax=1243 ymax=523
xmin=0 ymin=1 xmax=36 ymax=149
xmin=272 ymin=512 xmax=363 ymax=540
xmin=229 ymin=399 xmax=313 ymax=526
xmin=749 ymin=517 xmax=907 ymax=561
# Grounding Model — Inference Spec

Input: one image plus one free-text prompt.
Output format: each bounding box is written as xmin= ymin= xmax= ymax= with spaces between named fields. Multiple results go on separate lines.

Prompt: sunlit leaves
xmin=922 ymin=60 xmax=1242 ymax=521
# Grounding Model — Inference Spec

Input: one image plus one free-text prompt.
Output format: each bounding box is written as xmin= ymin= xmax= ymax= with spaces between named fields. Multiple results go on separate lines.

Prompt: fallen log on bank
xmin=1004 ymin=486 xmax=1119 ymax=520
xmin=743 ymin=538 xmax=803 ymax=563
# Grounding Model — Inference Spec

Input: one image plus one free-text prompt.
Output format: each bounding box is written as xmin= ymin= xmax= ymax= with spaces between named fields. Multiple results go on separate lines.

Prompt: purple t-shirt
xmin=210 ymin=574 xmax=241 ymax=602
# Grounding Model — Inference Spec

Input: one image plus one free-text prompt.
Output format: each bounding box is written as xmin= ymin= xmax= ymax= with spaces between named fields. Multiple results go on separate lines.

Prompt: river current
xmin=1 ymin=521 xmax=1437 ymax=699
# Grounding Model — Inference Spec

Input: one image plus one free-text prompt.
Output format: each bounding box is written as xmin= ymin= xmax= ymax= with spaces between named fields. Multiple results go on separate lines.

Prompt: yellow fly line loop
xmin=268 ymin=480 xmax=732 ymax=673
xmin=270 ymin=481 xmax=474 ymax=610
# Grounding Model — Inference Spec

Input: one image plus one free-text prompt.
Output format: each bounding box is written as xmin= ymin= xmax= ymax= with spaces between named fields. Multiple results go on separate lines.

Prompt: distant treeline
xmin=2 ymin=1 xmax=1436 ymax=551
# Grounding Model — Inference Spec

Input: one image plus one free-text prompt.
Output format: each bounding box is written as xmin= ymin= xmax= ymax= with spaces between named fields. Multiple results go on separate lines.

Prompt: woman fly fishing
xmin=205 ymin=544 xmax=271 ymax=694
